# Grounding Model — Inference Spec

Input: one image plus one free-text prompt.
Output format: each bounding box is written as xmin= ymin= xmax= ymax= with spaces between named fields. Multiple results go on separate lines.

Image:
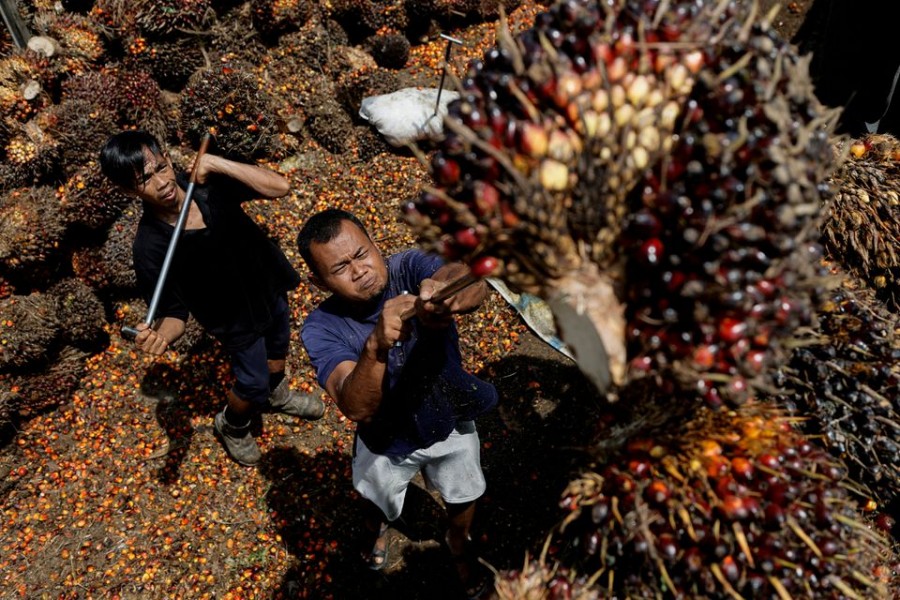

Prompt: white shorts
xmin=352 ymin=421 xmax=486 ymax=522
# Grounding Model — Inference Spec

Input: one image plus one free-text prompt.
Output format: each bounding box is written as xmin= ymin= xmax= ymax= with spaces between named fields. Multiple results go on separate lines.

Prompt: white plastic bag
xmin=359 ymin=87 xmax=460 ymax=147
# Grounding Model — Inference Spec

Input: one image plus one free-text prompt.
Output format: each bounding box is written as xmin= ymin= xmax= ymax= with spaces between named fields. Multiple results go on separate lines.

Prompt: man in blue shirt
xmin=298 ymin=209 xmax=496 ymax=596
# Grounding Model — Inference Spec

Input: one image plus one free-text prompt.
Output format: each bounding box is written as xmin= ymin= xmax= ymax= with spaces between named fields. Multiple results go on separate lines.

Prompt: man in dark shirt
xmin=99 ymin=130 xmax=324 ymax=467
xmin=298 ymin=209 xmax=496 ymax=596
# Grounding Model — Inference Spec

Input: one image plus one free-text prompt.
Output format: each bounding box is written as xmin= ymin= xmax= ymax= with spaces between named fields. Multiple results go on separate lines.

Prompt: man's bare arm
xmin=193 ymin=154 xmax=290 ymax=199
xmin=323 ymin=293 xmax=417 ymax=422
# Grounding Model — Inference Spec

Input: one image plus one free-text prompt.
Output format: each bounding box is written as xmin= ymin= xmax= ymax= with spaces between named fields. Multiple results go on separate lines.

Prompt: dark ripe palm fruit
xmin=492 ymin=558 xmax=601 ymax=600
xmin=0 ymin=186 xmax=66 ymax=284
xmin=133 ymin=0 xmax=212 ymax=38
xmin=70 ymin=202 xmax=140 ymax=292
xmin=619 ymin=9 xmax=839 ymax=407
xmin=557 ymin=400 xmax=893 ymax=599
xmin=770 ymin=282 xmax=900 ymax=508
xmin=0 ymin=292 xmax=61 ymax=373
xmin=125 ymin=36 xmax=206 ymax=91
xmin=114 ymin=69 xmax=169 ymax=139
xmin=406 ymin=0 xmax=719 ymax=294
xmin=9 ymin=346 xmax=90 ymax=418
xmin=180 ymin=61 xmax=282 ymax=161
xmin=38 ymin=99 xmax=118 ymax=175
xmin=48 ymin=278 xmax=107 ymax=351
xmin=823 ymin=134 xmax=900 ymax=310
xmin=58 ymin=162 xmax=133 ymax=231
xmin=251 ymin=0 xmax=315 ymax=40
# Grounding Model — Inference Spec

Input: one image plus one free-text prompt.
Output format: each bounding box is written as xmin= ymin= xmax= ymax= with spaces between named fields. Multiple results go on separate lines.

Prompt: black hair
xmin=99 ymin=130 xmax=165 ymax=190
xmin=297 ymin=209 xmax=369 ymax=276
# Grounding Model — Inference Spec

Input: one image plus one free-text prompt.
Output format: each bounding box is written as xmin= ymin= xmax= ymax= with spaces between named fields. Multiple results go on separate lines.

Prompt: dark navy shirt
xmin=301 ymin=250 xmax=498 ymax=456
xmin=133 ymin=173 xmax=302 ymax=350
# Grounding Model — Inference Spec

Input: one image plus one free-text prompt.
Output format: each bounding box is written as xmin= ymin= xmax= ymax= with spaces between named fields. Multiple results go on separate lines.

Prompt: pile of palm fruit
xmin=0 ymin=0 xmax=533 ymax=430
xmin=404 ymin=0 xmax=899 ymax=596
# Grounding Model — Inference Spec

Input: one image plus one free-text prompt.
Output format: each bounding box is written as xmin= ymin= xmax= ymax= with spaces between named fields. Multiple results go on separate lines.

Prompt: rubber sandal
xmin=364 ymin=522 xmax=390 ymax=571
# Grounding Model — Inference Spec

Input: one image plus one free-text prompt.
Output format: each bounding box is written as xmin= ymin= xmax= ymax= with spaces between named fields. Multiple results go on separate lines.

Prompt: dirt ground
xmin=0 ymin=1 xmax=829 ymax=598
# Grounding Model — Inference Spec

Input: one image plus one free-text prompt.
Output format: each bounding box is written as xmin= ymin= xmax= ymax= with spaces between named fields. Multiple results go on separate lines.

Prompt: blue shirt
xmin=301 ymin=250 xmax=498 ymax=456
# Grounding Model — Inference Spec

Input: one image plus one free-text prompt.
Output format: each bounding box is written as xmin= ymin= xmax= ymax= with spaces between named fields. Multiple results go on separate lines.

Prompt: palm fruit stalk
xmin=405 ymin=0 xmax=839 ymax=402
xmin=771 ymin=282 xmax=900 ymax=511
xmin=823 ymin=134 xmax=900 ymax=310
xmin=555 ymin=399 xmax=893 ymax=598
xmin=489 ymin=556 xmax=601 ymax=600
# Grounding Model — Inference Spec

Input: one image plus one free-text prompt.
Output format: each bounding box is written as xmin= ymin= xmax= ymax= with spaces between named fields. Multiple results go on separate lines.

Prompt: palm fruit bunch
xmin=61 ymin=68 xmax=169 ymax=140
xmin=325 ymin=0 xmax=408 ymax=39
xmin=30 ymin=12 xmax=105 ymax=82
xmin=305 ymin=90 xmax=355 ymax=154
xmin=823 ymin=134 xmax=900 ymax=310
xmin=37 ymin=98 xmax=118 ymax=173
xmin=58 ymin=162 xmax=133 ymax=231
xmin=555 ymin=399 xmax=893 ymax=598
xmin=48 ymin=278 xmax=107 ymax=351
xmin=0 ymin=292 xmax=60 ymax=372
xmin=1 ymin=121 xmax=61 ymax=188
xmin=179 ymin=59 xmax=281 ymax=160
xmin=70 ymin=202 xmax=140 ymax=293
xmin=404 ymin=0 xmax=838 ymax=402
xmin=365 ymin=31 xmax=410 ymax=69
xmin=133 ymin=0 xmax=213 ymax=39
xmin=0 ymin=186 xmax=66 ymax=285
xmin=772 ymin=282 xmax=900 ymax=510
xmin=250 ymin=0 xmax=315 ymax=41
xmin=124 ymin=35 xmax=206 ymax=91
xmin=489 ymin=557 xmax=601 ymax=599
xmin=6 ymin=346 xmax=90 ymax=419
xmin=0 ymin=54 xmax=50 ymax=140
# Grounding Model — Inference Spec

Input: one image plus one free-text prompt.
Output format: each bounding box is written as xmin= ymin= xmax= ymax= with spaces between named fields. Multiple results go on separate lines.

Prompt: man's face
xmin=129 ymin=147 xmax=180 ymax=210
xmin=310 ymin=220 xmax=388 ymax=303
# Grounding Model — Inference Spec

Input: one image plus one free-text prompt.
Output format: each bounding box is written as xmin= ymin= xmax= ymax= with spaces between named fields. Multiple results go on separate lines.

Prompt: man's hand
xmin=416 ymin=278 xmax=454 ymax=328
xmin=134 ymin=322 xmax=169 ymax=355
xmin=370 ymin=293 xmax=417 ymax=351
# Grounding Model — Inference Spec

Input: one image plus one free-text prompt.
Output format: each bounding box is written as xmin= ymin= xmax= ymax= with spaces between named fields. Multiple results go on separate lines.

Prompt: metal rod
xmin=434 ymin=33 xmax=463 ymax=117
xmin=122 ymin=134 xmax=212 ymax=341
xmin=400 ymin=272 xmax=479 ymax=320
xmin=0 ymin=0 xmax=30 ymax=48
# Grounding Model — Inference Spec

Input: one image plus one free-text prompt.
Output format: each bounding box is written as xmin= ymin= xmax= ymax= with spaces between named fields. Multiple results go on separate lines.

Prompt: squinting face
xmin=310 ymin=220 xmax=388 ymax=303
xmin=129 ymin=147 xmax=181 ymax=211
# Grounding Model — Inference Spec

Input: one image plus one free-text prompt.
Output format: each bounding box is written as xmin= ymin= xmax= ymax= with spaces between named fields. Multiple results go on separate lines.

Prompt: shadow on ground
xmin=262 ymin=345 xmax=603 ymax=598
